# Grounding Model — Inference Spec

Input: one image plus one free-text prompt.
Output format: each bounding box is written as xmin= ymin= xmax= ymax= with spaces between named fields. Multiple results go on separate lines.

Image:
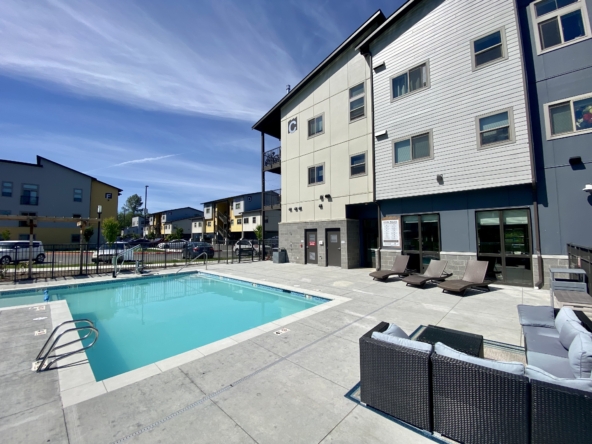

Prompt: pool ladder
xmin=33 ymin=319 xmax=99 ymax=372
xmin=176 ymin=251 xmax=208 ymax=274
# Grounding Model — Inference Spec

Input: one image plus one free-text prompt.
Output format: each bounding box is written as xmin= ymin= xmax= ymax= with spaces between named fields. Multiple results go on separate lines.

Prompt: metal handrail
xmin=176 ymin=251 xmax=208 ymax=273
xmin=35 ymin=319 xmax=99 ymax=372
xmin=113 ymin=245 xmax=142 ymax=277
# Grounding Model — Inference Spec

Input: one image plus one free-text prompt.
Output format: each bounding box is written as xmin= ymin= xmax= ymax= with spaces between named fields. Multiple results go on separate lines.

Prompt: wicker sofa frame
xmin=359 ymin=322 xmax=433 ymax=432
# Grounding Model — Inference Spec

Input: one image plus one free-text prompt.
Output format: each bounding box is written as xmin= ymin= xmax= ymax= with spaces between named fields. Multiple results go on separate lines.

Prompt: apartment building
xmin=253 ymin=11 xmax=386 ymax=268
xmin=144 ymin=207 xmax=202 ymax=237
xmin=191 ymin=217 xmax=204 ymax=241
xmin=241 ymin=210 xmax=280 ymax=239
xmin=0 ymin=156 xmax=120 ymax=244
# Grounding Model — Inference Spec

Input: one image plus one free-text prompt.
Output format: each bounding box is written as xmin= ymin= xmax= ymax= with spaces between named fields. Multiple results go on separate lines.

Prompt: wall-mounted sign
xmin=105 ymin=193 xmax=113 ymax=200
xmin=382 ymin=216 xmax=401 ymax=248
xmin=288 ymin=117 xmax=298 ymax=133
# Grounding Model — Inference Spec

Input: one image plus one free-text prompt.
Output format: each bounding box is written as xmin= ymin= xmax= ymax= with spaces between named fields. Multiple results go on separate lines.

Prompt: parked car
xmin=182 ymin=242 xmax=215 ymax=259
xmin=0 ymin=241 xmax=45 ymax=265
xmin=157 ymin=239 xmax=188 ymax=250
xmin=233 ymin=239 xmax=269 ymax=256
xmin=147 ymin=238 xmax=163 ymax=247
xmin=91 ymin=242 xmax=134 ymax=263
xmin=127 ymin=238 xmax=151 ymax=247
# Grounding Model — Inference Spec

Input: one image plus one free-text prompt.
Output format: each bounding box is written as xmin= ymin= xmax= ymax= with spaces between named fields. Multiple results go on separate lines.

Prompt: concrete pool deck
xmin=0 ymin=261 xmax=549 ymax=443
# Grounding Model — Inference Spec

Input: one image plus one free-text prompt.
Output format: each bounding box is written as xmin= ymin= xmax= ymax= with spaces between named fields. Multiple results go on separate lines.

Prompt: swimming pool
xmin=2 ymin=273 xmax=328 ymax=380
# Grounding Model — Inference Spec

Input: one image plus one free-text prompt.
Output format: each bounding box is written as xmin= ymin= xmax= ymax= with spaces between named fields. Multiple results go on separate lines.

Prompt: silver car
xmin=0 ymin=241 xmax=46 ymax=265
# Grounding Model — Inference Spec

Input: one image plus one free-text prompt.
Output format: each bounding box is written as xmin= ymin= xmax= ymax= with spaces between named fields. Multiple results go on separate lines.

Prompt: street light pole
xmin=144 ymin=185 xmax=149 ymax=219
xmin=96 ymin=205 xmax=102 ymax=273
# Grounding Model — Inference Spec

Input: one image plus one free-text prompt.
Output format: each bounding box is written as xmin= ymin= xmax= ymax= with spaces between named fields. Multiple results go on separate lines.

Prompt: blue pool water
xmin=1 ymin=273 xmax=327 ymax=380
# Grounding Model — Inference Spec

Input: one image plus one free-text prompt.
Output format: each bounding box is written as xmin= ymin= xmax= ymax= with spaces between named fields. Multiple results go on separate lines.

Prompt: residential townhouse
xmin=191 ymin=217 xmax=204 ymax=241
xmin=0 ymin=156 xmax=120 ymax=244
xmin=254 ymin=11 xmax=385 ymax=268
xmin=144 ymin=207 xmax=202 ymax=238
xmin=241 ymin=210 xmax=280 ymax=240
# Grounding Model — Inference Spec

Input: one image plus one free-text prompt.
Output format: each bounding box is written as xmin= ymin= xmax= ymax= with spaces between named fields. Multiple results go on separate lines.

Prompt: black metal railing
xmin=567 ymin=243 xmax=592 ymax=296
xmin=264 ymin=189 xmax=281 ymax=208
xmin=20 ymin=195 xmax=39 ymax=205
xmin=263 ymin=147 xmax=281 ymax=168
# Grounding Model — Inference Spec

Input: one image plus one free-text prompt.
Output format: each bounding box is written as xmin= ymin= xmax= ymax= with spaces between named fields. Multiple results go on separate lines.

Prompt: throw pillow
xmin=517 ymin=304 xmax=555 ymax=328
xmin=382 ymin=323 xmax=409 ymax=339
xmin=526 ymin=365 xmax=592 ymax=392
xmin=568 ymin=333 xmax=592 ymax=378
xmin=434 ymin=342 xmax=524 ymax=375
xmin=555 ymin=306 xmax=581 ymax=333
xmin=559 ymin=320 xmax=591 ymax=349
xmin=371 ymin=332 xmax=432 ymax=353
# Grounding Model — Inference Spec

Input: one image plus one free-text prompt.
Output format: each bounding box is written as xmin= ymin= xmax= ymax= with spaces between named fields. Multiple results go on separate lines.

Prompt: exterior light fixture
xmin=583 ymin=184 xmax=592 ymax=194
xmin=319 ymin=195 xmax=324 ymax=201
xmin=437 ymin=174 xmax=444 ymax=184
xmin=324 ymin=194 xmax=331 ymax=199
xmin=319 ymin=204 xmax=323 ymax=209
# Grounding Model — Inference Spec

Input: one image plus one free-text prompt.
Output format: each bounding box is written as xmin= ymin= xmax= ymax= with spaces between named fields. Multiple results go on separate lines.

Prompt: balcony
xmin=20 ymin=195 xmax=39 ymax=205
xmin=264 ymin=189 xmax=281 ymax=211
xmin=263 ymin=147 xmax=281 ymax=174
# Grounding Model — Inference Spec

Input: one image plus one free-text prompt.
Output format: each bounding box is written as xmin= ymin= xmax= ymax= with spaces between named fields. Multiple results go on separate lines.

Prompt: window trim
xmin=349 ymin=82 xmax=366 ymax=122
xmin=307 ymin=113 xmax=325 ymax=139
xmin=252 ymin=217 xmax=256 ymax=224
xmin=391 ymin=130 xmax=434 ymax=167
xmin=349 ymin=152 xmax=367 ymax=178
xmin=73 ymin=188 xmax=83 ymax=203
xmin=21 ymin=183 xmax=39 ymax=206
xmin=470 ymin=27 xmax=508 ymax=71
xmin=475 ymin=107 xmax=515 ymax=149
xmin=1 ymin=181 xmax=13 ymax=197
xmin=236 ymin=218 xmax=241 ymax=225
xmin=543 ymin=92 xmax=592 ymax=140
xmin=243 ymin=217 xmax=248 ymax=224
xmin=531 ymin=0 xmax=592 ymax=55
xmin=390 ymin=60 xmax=430 ymax=102
xmin=307 ymin=162 xmax=325 ymax=186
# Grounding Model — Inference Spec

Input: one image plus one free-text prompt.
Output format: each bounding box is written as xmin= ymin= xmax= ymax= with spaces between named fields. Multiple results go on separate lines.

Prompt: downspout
xmin=514 ymin=1 xmax=543 ymax=289
xmin=260 ymin=131 xmax=266 ymax=260
xmin=362 ymin=48 xmax=381 ymax=271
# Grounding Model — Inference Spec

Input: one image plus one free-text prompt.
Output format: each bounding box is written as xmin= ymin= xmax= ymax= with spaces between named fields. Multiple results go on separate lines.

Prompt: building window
xmin=206 ymin=207 xmax=210 ymax=214
xmin=243 ymin=218 xmax=248 ymax=224
xmin=198 ymin=222 xmax=202 ymax=227
xmin=73 ymin=188 xmax=83 ymax=202
xmin=307 ymin=164 xmax=324 ymax=185
xmin=401 ymin=214 xmax=441 ymax=273
xmin=1 ymin=182 xmax=12 ymax=197
xmin=21 ymin=184 xmax=39 ymax=205
xmin=350 ymin=153 xmax=366 ymax=177
xmin=391 ymin=62 xmax=429 ymax=100
xmin=207 ymin=221 xmax=211 ymax=227
xmin=252 ymin=217 xmax=256 ymax=224
xmin=471 ymin=28 xmax=506 ymax=69
xmin=73 ymin=214 xmax=81 ymax=218
xmin=532 ymin=0 xmax=590 ymax=53
xmin=349 ymin=83 xmax=365 ymax=121
xmin=237 ymin=218 xmax=241 ymax=225
xmin=393 ymin=132 xmax=432 ymax=165
xmin=19 ymin=234 xmax=36 ymax=240
xmin=544 ymin=92 xmax=592 ymax=138
xmin=18 ymin=212 xmax=36 ymax=227
xmin=307 ymin=114 xmax=324 ymax=138
xmin=476 ymin=109 xmax=514 ymax=148
xmin=0 ymin=210 xmax=10 ymax=215
xmin=235 ymin=202 xmax=241 ymax=210
xmin=71 ymin=234 xmax=81 ymax=243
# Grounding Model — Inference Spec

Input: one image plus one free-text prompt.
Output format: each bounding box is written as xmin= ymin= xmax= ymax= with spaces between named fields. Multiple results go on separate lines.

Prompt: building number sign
xmin=288 ymin=117 xmax=297 ymax=133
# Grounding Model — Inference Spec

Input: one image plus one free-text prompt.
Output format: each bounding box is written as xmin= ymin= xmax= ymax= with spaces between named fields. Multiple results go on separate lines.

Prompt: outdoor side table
xmin=413 ymin=325 xmax=484 ymax=358
xmin=549 ymin=268 xmax=588 ymax=307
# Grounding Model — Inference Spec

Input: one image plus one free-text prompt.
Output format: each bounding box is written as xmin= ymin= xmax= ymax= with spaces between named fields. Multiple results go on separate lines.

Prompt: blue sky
xmin=0 ymin=0 xmax=403 ymax=213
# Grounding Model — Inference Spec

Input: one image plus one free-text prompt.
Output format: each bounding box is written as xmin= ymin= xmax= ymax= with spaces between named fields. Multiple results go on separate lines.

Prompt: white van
xmin=0 ymin=241 xmax=46 ymax=265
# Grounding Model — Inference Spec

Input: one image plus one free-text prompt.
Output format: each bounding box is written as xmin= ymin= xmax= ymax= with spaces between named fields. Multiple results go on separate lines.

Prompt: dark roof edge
xmin=0 ymin=159 xmax=41 ymax=168
xmin=355 ymin=0 xmax=416 ymax=52
xmin=201 ymin=190 xmax=265 ymax=205
xmin=36 ymin=156 xmax=123 ymax=192
xmin=252 ymin=10 xmax=385 ymax=135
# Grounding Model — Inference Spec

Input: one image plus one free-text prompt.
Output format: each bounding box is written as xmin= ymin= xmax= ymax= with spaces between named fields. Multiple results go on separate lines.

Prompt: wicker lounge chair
xmin=369 ymin=255 xmax=410 ymax=282
xmin=402 ymin=260 xmax=451 ymax=288
xmin=437 ymin=260 xmax=491 ymax=295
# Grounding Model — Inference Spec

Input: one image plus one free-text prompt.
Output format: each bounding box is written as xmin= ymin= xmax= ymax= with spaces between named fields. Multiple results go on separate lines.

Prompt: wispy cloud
xmin=110 ymin=154 xmax=178 ymax=168
xmin=0 ymin=0 xmax=302 ymax=121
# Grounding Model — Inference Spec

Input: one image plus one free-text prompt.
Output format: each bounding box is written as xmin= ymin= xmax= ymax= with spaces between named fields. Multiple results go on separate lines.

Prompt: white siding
xmin=371 ymin=0 xmax=532 ymax=200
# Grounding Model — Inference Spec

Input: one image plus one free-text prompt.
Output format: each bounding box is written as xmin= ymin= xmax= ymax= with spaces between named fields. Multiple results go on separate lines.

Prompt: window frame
xmin=392 ymin=130 xmax=434 ymax=167
xmin=21 ymin=183 xmax=39 ymax=206
xmin=252 ymin=217 xmax=256 ymax=224
xmin=237 ymin=218 xmax=241 ymax=225
xmin=543 ymin=92 xmax=592 ymax=139
xmin=235 ymin=202 xmax=241 ymax=210
xmin=307 ymin=163 xmax=325 ymax=186
xmin=1 ymin=181 xmax=12 ymax=197
xmin=470 ymin=27 xmax=508 ymax=71
xmin=390 ymin=60 xmax=430 ymax=102
xmin=73 ymin=188 xmax=83 ymax=203
xmin=349 ymin=82 xmax=366 ymax=122
xmin=531 ymin=0 xmax=591 ymax=55
xmin=307 ymin=113 xmax=325 ymax=139
xmin=475 ymin=107 xmax=516 ymax=149
xmin=349 ymin=152 xmax=367 ymax=178
xmin=243 ymin=217 xmax=248 ymax=224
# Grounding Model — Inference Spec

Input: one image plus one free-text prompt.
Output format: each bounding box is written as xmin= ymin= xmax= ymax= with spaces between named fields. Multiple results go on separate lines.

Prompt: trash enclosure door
xmin=326 ymin=229 xmax=341 ymax=267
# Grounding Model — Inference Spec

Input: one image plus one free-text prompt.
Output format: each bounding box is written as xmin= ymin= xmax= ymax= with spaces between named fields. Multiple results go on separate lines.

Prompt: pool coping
xmin=6 ymin=267 xmax=350 ymax=408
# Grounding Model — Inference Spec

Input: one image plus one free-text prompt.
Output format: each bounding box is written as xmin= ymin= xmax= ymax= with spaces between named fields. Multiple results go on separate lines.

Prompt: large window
xmin=243 ymin=217 xmax=248 ymax=224
xmin=391 ymin=62 xmax=429 ymax=100
xmin=21 ymin=184 xmax=39 ymax=205
xmin=252 ymin=217 xmax=256 ymax=223
xmin=235 ymin=202 xmax=241 ymax=210
xmin=402 ymin=214 xmax=441 ymax=273
xmin=532 ymin=0 xmax=590 ymax=53
xmin=476 ymin=109 xmax=514 ymax=148
xmin=308 ymin=114 xmax=324 ymax=138
xmin=237 ymin=218 xmax=241 ymax=225
xmin=308 ymin=164 xmax=324 ymax=185
xmin=393 ymin=132 xmax=432 ymax=165
xmin=350 ymin=153 xmax=366 ymax=177
xmin=471 ymin=29 xmax=506 ymax=69
xmin=73 ymin=188 xmax=83 ymax=202
xmin=544 ymin=92 xmax=592 ymax=138
xmin=1 ymin=182 xmax=12 ymax=197
xmin=349 ymin=83 xmax=365 ymax=121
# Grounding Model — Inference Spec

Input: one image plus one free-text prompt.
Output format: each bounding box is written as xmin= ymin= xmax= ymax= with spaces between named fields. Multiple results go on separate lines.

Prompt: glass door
xmin=476 ymin=209 xmax=533 ymax=286
xmin=402 ymin=214 xmax=440 ymax=273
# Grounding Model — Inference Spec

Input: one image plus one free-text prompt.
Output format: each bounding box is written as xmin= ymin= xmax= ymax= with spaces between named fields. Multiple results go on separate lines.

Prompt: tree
xmin=169 ymin=227 xmax=184 ymax=240
xmin=147 ymin=231 xmax=156 ymax=240
xmin=101 ymin=217 xmax=120 ymax=244
xmin=122 ymin=194 xmax=143 ymax=216
xmin=83 ymin=226 xmax=94 ymax=243
xmin=254 ymin=224 xmax=263 ymax=241
xmin=0 ymin=229 xmax=10 ymax=240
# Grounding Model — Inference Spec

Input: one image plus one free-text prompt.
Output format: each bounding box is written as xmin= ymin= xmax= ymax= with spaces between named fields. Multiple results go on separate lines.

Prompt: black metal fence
xmin=0 ymin=242 xmax=265 ymax=283
xmin=567 ymin=243 xmax=592 ymax=296
xmin=263 ymin=146 xmax=280 ymax=169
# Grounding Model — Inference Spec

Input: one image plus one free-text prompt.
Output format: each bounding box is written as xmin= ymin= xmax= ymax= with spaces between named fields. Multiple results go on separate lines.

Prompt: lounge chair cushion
xmin=371 ymin=332 xmax=432 ymax=353
xmin=435 ymin=342 xmax=524 ymax=375
xmin=383 ymin=323 xmax=409 ymax=339
xmin=559 ymin=320 xmax=591 ymax=349
xmin=568 ymin=333 xmax=592 ymax=378
xmin=525 ymin=365 xmax=592 ymax=392
xmin=555 ymin=306 xmax=581 ymax=333
xmin=517 ymin=304 xmax=555 ymax=328
xmin=526 ymin=351 xmax=574 ymax=378
xmin=523 ymin=326 xmax=566 ymax=358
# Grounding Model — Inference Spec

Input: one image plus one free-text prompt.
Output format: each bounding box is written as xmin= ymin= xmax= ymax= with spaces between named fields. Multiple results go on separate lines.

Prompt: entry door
xmin=305 ymin=230 xmax=318 ymax=264
xmin=326 ymin=229 xmax=341 ymax=267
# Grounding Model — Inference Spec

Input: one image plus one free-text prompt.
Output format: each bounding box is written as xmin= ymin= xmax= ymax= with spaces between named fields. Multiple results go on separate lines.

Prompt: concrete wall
xmin=370 ymin=0 xmax=532 ymax=200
